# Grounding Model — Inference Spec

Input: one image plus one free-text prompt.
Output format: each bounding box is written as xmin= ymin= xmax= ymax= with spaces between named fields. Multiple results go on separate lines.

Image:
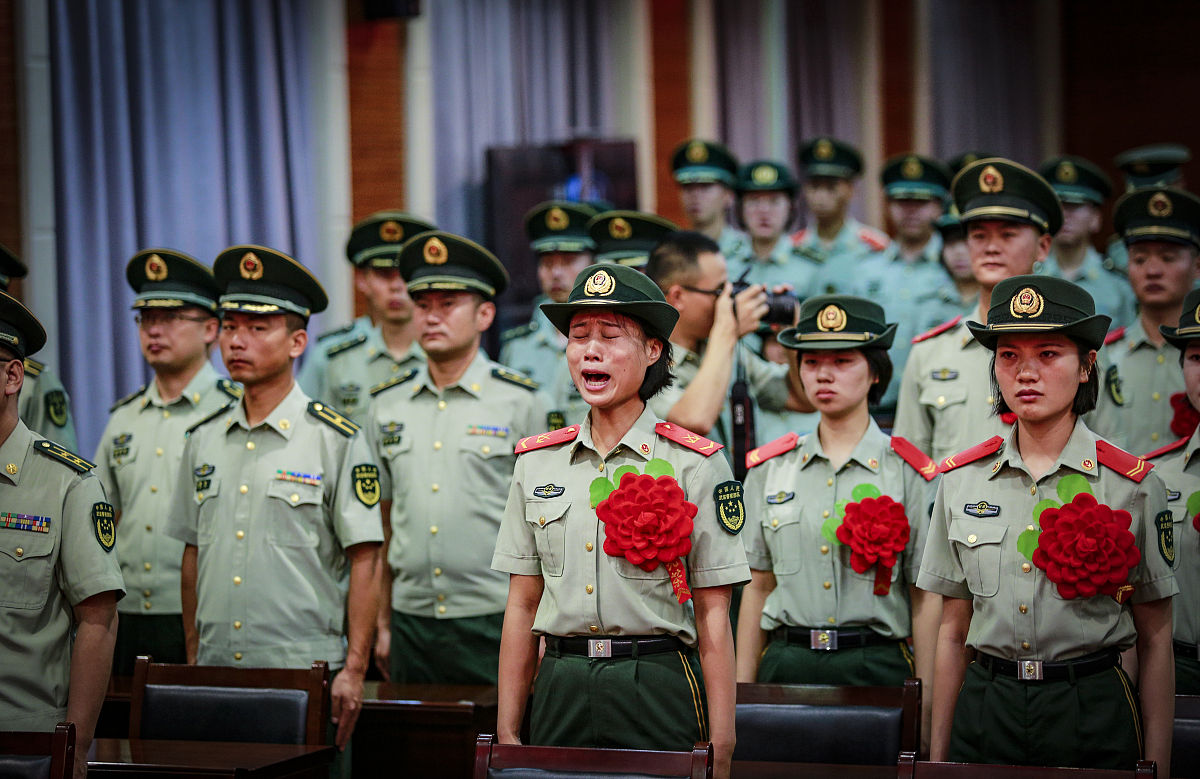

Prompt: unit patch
xmin=93 ymin=502 xmax=116 ymax=552
xmin=353 ymin=464 xmax=380 ymax=508
xmin=532 ymin=484 xmax=566 ymax=499
xmin=112 ymin=433 xmax=133 ymax=459
xmin=1157 ymin=510 xmax=1175 ymax=567
xmin=335 ymin=384 xmax=361 ymax=410
xmin=964 ymin=501 xmax=1001 ymax=518
xmin=46 ymin=390 xmax=68 ymax=427
xmin=714 ymin=481 xmax=745 ymax=535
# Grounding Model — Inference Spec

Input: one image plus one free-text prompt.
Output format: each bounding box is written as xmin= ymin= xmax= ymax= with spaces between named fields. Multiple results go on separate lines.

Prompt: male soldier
xmin=0 ymin=291 xmax=123 ymax=778
xmin=1104 ymin=188 xmax=1200 ymax=454
xmin=168 ymin=246 xmax=382 ymax=758
xmin=368 ymin=232 xmax=545 ymax=684
xmin=297 ymin=211 xmax=435 ymax=422
xmin=1036 ymin=155 xmax=1135 ymax=328
xmin=94 ymin=249 xmax=238 ymax=674
xmin=794 ymin=136 xmax=889 ymax=295
xmin=1107 ymin=143 xmax=1191 ymax=271
xmin=670 ymin=138 xmax=747 ymax=258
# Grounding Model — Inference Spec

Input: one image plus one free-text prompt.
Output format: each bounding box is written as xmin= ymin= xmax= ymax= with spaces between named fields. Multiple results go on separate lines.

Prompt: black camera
xmin=730 ymin=281 xmax=798 ymax=327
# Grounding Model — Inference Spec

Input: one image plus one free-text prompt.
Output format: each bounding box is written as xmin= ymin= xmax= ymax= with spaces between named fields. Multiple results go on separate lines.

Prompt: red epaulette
xmin=1142 ymin=436 xmax=1189 ymax=461
xmin=1103 ymin=326 xmax=1126 ymax=346
xmin=912 ymin=315 xmax=963 ymax=345
xmin=516 ymin=425 xmax=580 ymax=454
xmin=1095 ymin=439 xmax=1154 ymax=482
xmin=891 ymin=436 xmax=938 ymax=481
xmin=746 ymin=433 xmax=800 ymax=470
xmin=939 ymin=435 xmax=1004 ymax=473
xmin=858 ymin=226 xmax=889 ymax=252
xmin=790 ymin=228 xmax=809 ymax=246
xmin=655 ymin=422 xmax=723 ymax=456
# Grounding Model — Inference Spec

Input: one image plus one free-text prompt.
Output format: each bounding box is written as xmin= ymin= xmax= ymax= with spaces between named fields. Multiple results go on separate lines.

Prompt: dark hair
xmin=284 ymin=312 xmax=308 ymax=333
xmin=795 ymin=346 xmax=892 ymax=406
xmin=0 ymin=345 xmax=20 ymax=364
xmin=646 ymin=231 xmax=721 ymax=290
xmin=735 ymin=192 xmax=799 ymax=233
xmin=640 ymin=335 xmax=674 ymax=400
xmin=990 ymin=341 xmax=1099 ymax=417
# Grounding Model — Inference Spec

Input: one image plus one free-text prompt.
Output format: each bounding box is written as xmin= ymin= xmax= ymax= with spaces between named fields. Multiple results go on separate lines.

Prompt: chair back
xmin=896 ymin=753 xmax=1156 ymax=777
xmin=473 ymin=734 xmax=712 ymax=779
xmin=1174 ymin=694 xmax=1200 ymax=779
xmin=0 ymin=722 xmax=75 ymax=779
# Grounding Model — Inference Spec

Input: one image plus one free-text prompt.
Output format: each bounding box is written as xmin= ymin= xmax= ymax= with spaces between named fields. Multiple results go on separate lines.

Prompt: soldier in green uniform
xmin=94 ymin=249 xmax=238 ymax=675
xmin=0 ymin=290 xmax=123 ymax=777
xmin=492 ymin=263 xmax=750 ymax=779
xmin=671 ymin=138 xmax=747 ymax=258
xmin=167 ymin=246 xmax=383 ymax=760
xmin=367 ymin=232 xmax=545 ymax=684
xmin=932 ymin=212 xmax=979 ymax=317
xmin=297 ymin=211 xmax=435 ymax=422
xmin=1107 ymin=143 xmax=1191 ymax=272
xmin=919 ymin=275 xmax=1176 ymax=772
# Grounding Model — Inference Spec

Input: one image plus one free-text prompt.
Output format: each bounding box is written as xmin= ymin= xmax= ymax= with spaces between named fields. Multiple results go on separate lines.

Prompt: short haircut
xmin=622 ymin=314 xmax=674 ymax=401
xmin=0 ymin=344 xmax=20 ymax=364
xmin=991 ymin=341 xmax=1099 ymax=417
xmin=284 ymin=312 xmax=307 ymax=333
xmin=646 ymin=231 xmax=721 ymax=291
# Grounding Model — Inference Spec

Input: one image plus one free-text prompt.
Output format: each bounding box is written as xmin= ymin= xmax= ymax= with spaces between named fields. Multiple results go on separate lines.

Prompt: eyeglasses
xmin=134 ymin=311 xmax=212 ymax=328
xmin=679 ymin=284 xmax=725 ymax=298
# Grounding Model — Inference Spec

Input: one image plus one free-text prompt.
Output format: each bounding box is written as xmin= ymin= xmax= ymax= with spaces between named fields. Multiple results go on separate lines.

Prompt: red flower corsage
xmin=834 ymin=494 xmax=910 ymax=595
xmin=1031 ymin=492 xmax=1141 ymax=601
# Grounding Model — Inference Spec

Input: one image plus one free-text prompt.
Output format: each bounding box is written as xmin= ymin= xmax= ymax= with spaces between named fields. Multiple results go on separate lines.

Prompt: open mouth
xmin=580 ymin=370 xmax=611 ymax=392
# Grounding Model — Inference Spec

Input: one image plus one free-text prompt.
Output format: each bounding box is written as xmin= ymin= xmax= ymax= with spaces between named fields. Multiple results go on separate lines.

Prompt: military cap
xmin=952 ymin=158 xmax=1063 ymax=235
xmin=524 ymin=201 xmax=597 ymax=254
xmin=1114 ymin=143 xmax=1191 ymax=189
xmin=881 ymin=154 xmax=952 ymax=201
xmin=397 ymin=230 xmax=509 ymax=299
xmin=1038 ymin=155 xmax=1113 ymax=205
xmin=670 ymin=139 xmax=738 ymax=187
xmin=947 ymin=150 xmax=996 ymax=175
xmin=736 ymin=160 xmax=798 ymax=194
xmin=798 ymin=137 xmax=863 ymax=179
xmin=934 ymin=211 xmax=965 ymax=242
xmin=1113 ymin=187 xmax=1200 ymax=250
xmin=1160 ymin=287 xmax=1200 ymax=348
xmin=126 ymin=249 xmax=220 ymax=312
xmin=0 ymin=289 xmax=46 ymax=359
xmin=214 ymin=245 xmax=328 ymax=318
xmin=541 ymin=263 xmax=678 ymax=342
xmin=967 ymin=275 xmax=1110 ymax=351
xmin=345 ymin=211 xmax=436 ymax=268
xmin=587 ymin=211 xmax=678 ymax=268
xmin=777 ymin=294 xmax=896 ymax=351
xmin=0 ymin=244 xmax=28 ymax=292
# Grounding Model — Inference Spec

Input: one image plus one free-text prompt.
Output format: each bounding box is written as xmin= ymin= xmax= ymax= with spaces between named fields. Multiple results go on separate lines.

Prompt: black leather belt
xmin=977 ymin=649 xmax=1120 ymax=682
xmin=545 ymin=635 xmax=686 ymax=658
xmin=1175 ymin=640 xmax=1200 ymax=661
xmin=771 ymin=626 xmax=895 ymax=651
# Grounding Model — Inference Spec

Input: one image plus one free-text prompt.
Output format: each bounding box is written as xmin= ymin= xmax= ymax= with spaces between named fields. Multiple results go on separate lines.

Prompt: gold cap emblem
xmin=816 ymin=304 xmax=847 ymax=332
xmin=752 ymin=164 xmax=778 ymax=185
xmin=814 ymin=139 xmax=835 ymax=161
xmin=609 ymin=217 xmax=632 ymax=240
xmin=239 ymin=252 xmax=263 ymax=280
xmin=980 ymin=165 xmax=1004 ymax=193
xmin=583 ymin=269 xmax=615 ymax=297
xmin=145 ymin=254 xmax=168 ymax=281
xmin=901 ymin=156 xmax=923 ymax=180
xmin=1193 ymin=302 xmax=1200 ymax=326
xmin=1149 ymin=191 xmax=1173 ymax=218
xmin=423 ymin=236 xmax=448 ymax=265
xmin=961 ymin=153 xmax=979 ymax=167
xmin=1055 ymin=161 xmax=1077 ymax=184
xmin=685 ymin=141 xmax=708 ymax=164
xmin=546 ymin=207 xmax=569 ymax=231
xmin=1009 ymin=287 xmax=1044 ymax=318
xmin=379 ymin=220 xmax=403 ymax=242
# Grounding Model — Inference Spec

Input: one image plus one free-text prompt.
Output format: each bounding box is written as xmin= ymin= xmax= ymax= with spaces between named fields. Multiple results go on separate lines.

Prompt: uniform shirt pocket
xmin=919 ymin=382 xmax=968 ymax=415
xmin=109 ymin=440 xmax=138 ymax=469
xmin=195 ymin=478 xmax=222 ymax=543
xmin=948 ymin=518 xmax=1007 ymax=597
xmin=762 ymin=510 xmax=804 ymax=576
xmin=525 ymin=501 xmax=569 ymax=577
xmin=265 ymin=479 xmax=323 ymax=547
xmin=0 ymin=529 xmax=55 ymax=609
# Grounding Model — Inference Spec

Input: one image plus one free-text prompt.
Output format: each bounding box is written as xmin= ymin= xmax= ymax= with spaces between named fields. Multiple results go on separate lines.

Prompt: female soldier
xmin=491 ymin=263 xmax=750 ymax=779
xmin=919 ymin=275 xmax=1176 ymax=772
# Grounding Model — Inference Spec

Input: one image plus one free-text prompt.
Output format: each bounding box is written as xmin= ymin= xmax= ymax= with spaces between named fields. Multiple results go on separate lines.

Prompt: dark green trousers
xmin=757 ymin=636 xmax=913 ymax=686
xmin=389 ymin=610 xmax=502 ymax=684
xmin=112 ymin=613 xmax=186 ymax=675
xmin=949 ymin=659 xmax=1142 ymax=768
xmin=531 ymin=644 xmax=707 ymax=751
xmin=1177 ymin=653 xmax=1200 ymax=695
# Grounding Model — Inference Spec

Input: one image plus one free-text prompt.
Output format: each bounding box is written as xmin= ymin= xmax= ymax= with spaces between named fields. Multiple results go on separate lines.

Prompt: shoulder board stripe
xmin=34 ymin=440 xmax=94 ymax=472
xmin=516 ymin=425 xmax=580 ymax=454
xmin=1142 ymin=436 xmax=1189 ymax=461
xmin=1103 ymin=326 xmax=1126 ymax=346
xmin=326 ymin=334 xmax=368 ymax=358
xmin=493 ymin=366 xmax=539 ymax=391
xmin=858 ymin=227 xmax=889 ymax=252
xmin=23 ymin=358 xmax=44 ymax=377
xmin=747 ymin=432 xmax=799 ymax=469
xmin=1095 ymin=439 xmax=1153 ymax=483
xmin=186 ymin=402 xmax=235 ymax=435
xmin=655 ymin=422 xmax=723 ymax=457
xmin=217 ymin=378 xmax=243 ymax=400
xmin=939 ymin=435 xmax=1005 ymax=473
xmin=891 ymin=435 xmax=938 ymax=481
xmin=317 ymin=322 xmax=356 ymax=341
xmin=913 ymin=315 xmax=963 ymax=344
xmin=308 ymin=401 xmax=359 ymax=437
xmin=370 ymin=370 xmax=418 ymax=396
xmin=109 ymin=385 xmax=147 ymax=412
xmin=790 ymin=229 xmax=809 ymax=245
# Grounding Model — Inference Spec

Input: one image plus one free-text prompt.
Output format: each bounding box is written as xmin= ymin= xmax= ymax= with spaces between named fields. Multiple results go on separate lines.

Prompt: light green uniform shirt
xmin=917 ymin=421 xmax=1177 ymax=661
xmin=798 ymin=217 xmax=890 ymax=296
xmin=295 ymin=315 xmax=374 ymax=400
xmin=743 ymin=419 xmax=934 ymax=637
xmin=20 ymin=360 xmax=78 ymax=451
xmin=93 ymin=363 xmax=237 ymax=615
xmin=1106 ymin=318 xmax=1182 ymax=455
xmin=166 ymin=383 xmax=384 ymax=670
xmin=499 ymin=303 xmax=567 ymax=393
xmin=1036 ymin=248 xmax=1136 ymax=330
xmin=0 ymin=421 xmax=125 ymax=729
xmin=718 ymin=224 xmax=750 ymax=260
xmin=1144 ymin=430 xmax=1199 ymax=644
xmin=491 ymin=405 xmax=751 ymax=647
xmin=306 ymin=323 xmax=425 ymax=425
xmin=725 ymin=235 xmax=822 ymax=298
xmin=366 ymin=353 xmax=546 ymax=618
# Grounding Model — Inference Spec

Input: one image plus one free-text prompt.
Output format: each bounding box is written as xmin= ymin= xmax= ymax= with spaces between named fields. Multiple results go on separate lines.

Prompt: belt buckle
xmin=1019 ymin=659 xmax=1043 ymax=681
xmin=588 ymin=639 xmax=612 ymax=658
xmin=810 ymin=629 xmax=838 ymax=651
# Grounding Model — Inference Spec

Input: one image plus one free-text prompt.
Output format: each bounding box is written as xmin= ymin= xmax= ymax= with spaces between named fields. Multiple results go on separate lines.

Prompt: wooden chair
xmin=732 ymin=678 xmax=920 ymax=764
xmin=129 ymin=655 xmax=329 ymax=745
xmin=1174 ymin=694 xmax=1200 ymax=779
xmin=0 ymin=722 xmax=74 ymax=779
xmin=896 ymin=754 xmax=1156 ymax=778
xmin=473 ymin=733 xmax=712 ymax=779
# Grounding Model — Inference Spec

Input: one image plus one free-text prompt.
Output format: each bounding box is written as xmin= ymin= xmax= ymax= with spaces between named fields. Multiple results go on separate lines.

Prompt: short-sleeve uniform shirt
xmin=295 ymin=315 xmax=374 ymax=403
xmin=308 ymin=325 xmax=425 ymax=425
xmin=1106 ymin=319 xmax=1182 ymax=455
xmin=799 ymin=217 xmax=890 ymax=296
xmin=1036 ymin=248 xmax=1136 ymax=330
xmin=1143 ymin=431 xmax=1200 ymax=644
xmin=499 ymin=304 xmax=567 ymax=393
xmin=20 ymin=360 xmax=78 ymax=451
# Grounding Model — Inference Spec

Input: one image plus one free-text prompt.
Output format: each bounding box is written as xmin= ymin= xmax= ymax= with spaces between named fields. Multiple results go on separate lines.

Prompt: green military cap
xmin=797 ymin=137 xmax=863 ymax=179
xmin=881 ymin=153 xmax=952 ymax=201
xmin=0 ymin=289 xmax=46 ymax=359
xmin=587 ymin=211 xmax=678 ymax=268
xmin=952 ymin=158 xmax=1063 ymax=235
xmin=736 ymin=160 xmax=798 ymax=194
xmin=777 ymin=294 xmax=896 ymax=351
xmin=1160 ymin=287 xmax=1200 ymax=348
xmin=967 ymin=274 xmax=1110 ymax=351
xmin=1114 ymin=143 xmax=1190 ymax=189
xmin=524 ymin=201 xmax=597 ymax=254
xmin=126 ymin=249 xmax=220 ymax=312
xmin=670 ymin=139 xmax=738 ymax=187
xmin=947 ymin=150 xmax=996 ymax=175
xmin=1113 ymin=187 xmax=1200 ymax=250
xmin=0 ymin=244 xmax=27 ymax=292
xmin=934 ymin=211 xmax=965 ymax=242
xmin=397 ymin=230 xmax=509 ymax=299
xmin=541 ymin=263 xmax=678 ymax=342
xmin=1038 ymin=155 xmax=1113 ymax=205
xmin=345 ymin=211 xmax=437 ymax=268
xmin=213 ymin=245 xmax=328 ymax=319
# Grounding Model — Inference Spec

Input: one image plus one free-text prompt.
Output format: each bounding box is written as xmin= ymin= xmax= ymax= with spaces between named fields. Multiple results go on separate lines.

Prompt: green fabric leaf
xmin=1055 ymin=473 xmax=1092 ymax=503
xmin=1032 ymin=498 xmax=1060 ymax=523
xmin=835 ymin=499 xmax=851 ymax=519
xmin=821 ymin=514 xmax=843 ymax=545
xmin=851 ymin=483 xmax=882 ymax=501
xmin=1017 ymin=527 xmax=1040 ymax=562
xmin=589 ymin=477 xmax=616 ymax=508
xmin=644 ymin=459 xmax=675 ymax=478
xmin=612 ymin=465 xmax=639 ymax=485
xmin=1187 ymin=491 xmax=1200 ymax=519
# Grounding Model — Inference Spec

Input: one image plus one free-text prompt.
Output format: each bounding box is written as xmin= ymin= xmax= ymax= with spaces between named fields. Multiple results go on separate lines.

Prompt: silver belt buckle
xmin=810 ymin=629 xmax=838 ymax=651
xmin=588 ymin=639 xmax=612 ymax=658
xmin=1019 ymin=660 xmax=1043 ymax=681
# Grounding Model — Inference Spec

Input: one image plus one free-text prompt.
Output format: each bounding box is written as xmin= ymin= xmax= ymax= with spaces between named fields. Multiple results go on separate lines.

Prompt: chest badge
xmin=379 ymin=422 xmax=403 ymax=447
xmin=533 ymin=484 xmax=566 ymax=499
xmin=766 ymin=491 xmax=795 ymax=505
xmin=931 ymin=368 xmax=959 ymax=381
xmin=963 ymin=501 xmax=1000 ymax=518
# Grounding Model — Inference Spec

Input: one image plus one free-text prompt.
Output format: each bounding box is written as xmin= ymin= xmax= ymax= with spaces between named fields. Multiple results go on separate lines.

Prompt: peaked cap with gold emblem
xmin=345 ymin=211 xmax=437 ymax=268
xmin=952 ymin=157 xmax=1063 ymax=235
xmin=0 ymin=289 xmax=46 ymax=358
xmin=967 ymin=275 xmax=1110 ymax=351
xmin=540 ymin=263 xmax=678 ymax=342
xmin=1038 ymin=155 xmax=1112 ymax=205
xmin=1161 ymin=287 xmax=1200 ymax=348
xmin=736 ymin=160 xmax=798 ymax=194
xmin=396 ymin=230 xmax=509 ymax=299
xmin=1114 ymin=143 xmax=1191 ymax=189
xmin=214 ymin=245 xmax=328 ymax=319
xmin=1113 ymin=186 xmax=1200 ymax=250
xmin=0 ymin=243 xmax=28 ymax=292
xmin=777 ymin=294 xmax=897 ymax=351
xmin=881 ymin=153 xmax=952 ymax=201
xmin=524 ymin=201 xmax=597 ymax=254
xmin=947 ymin=150 xmax=996 ymax=176
xmin=127 ymin=248 xmax=220 ymax=311
xmin=587 ymin=211 xmax=678 ymax=268
xmin=670 ymin=138 xmax=738 ymax=187
xmin=797 ymin=137 xmax=862 ymax=179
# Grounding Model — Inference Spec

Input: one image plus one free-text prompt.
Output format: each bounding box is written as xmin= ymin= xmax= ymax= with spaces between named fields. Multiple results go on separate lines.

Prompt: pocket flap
xmin=525 ymin=500 xmax=569 ymax=528
xmin=919 ymin=383 xmax=968 ymax=409
xmin=267 ymin=478 xmax=323 ymax=507
xmin=949 ymin=518 xmax=1007 ymax=547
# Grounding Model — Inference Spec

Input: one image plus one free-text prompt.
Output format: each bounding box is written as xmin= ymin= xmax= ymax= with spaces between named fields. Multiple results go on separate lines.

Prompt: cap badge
xmin=379 ymin=220 xmax=403 ymax=242
xmin=980 ymin=165 xmax=1004 ymax=193
xmin=901 ymin=156 xmax=923 ymax=180
xmin=583 ymin=269 xmax=615 ymax=297
xmin=546 ymin=207 xmax=569 ymax=231
xmin=423 ymin=236 xmax=448 ymax=265
xmin=685 ymin=141 xmax=708 ymax=164
xmin=816 ymin=304 xmax=847 ymax=332
xmin=1056 ymin=161 xmax=1077 ymax=184
xmin=239 ymin=252 xmax=264 ymax=281
xmin=1193 ymin=302 xmax=1200 ymax=326
xmin=145 ymin=254 xmax=168 ymax=282
xmin=609 ymin=217 xmax=633 ymax=240
xmin=1149 ymin=191 xmax=1173 ymax=218
xmin=1009 ymin=287 xmax=1045 ymax=319
xmin=814 ymin=139 xmax=835 ymax=161
xmin=752 ymin=164 xmax=778 ymax=185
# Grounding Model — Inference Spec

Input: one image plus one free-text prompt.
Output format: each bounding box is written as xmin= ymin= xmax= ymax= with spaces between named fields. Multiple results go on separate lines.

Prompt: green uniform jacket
xmin=1035 ymin=248 xmax=1136 ymax=330
xmin=499 ymin=304 xmax=565 ymax=393
xmin=1143 ymin=432 xmax=1198 ymax=644
xmin=1106 ymin=319 xmax=1182 ymax=454
xmin=796 ymin=218 xmax=890 ymax=296
xmin=20 ymin=359 xmax=78 ymax=451
xmin=295 ymin=315 xmax=374 ymax=402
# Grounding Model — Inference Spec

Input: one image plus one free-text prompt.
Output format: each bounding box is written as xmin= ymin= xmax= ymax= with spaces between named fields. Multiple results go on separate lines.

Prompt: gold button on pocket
xmin=434 ymin=568 xmax=442 ymax=576
xmin=155 ymin=447 xmax=164 ymax=456
xmin=481 ymin=445 xmax=491 ymax=455
xmin=240 ymin=485 xmax=248 ymax=494
xmin=234 ymin=621 xmax=242 ymax=629
xmin=1019 ymin=604 xmax=1028 ymax=614
xmin=246 ymin=441 xmax=255 ymax=450
xmin=233 ymin=575 xmax=242 ymax=585
xmin=1021 ymin=563 xmax=1031 ymax=573
xmin=144 ymin=562 xmax=152 ymax=571
xmin=430 ymin=526 xmax=438 ymax=535
xmin=538 ymin=516 xmax=546 ymax=526
xmin=967 ymin=534 xmax=978 ymax=544
xmin=820 ymin=545 xmax=829 ymax=555
xmin=826 ymin=478 xmax=833 ymax=487
xmin=144 ymin=601 xmax=152 ymax=610
xmin=771 ymin=518 xmax=779 ymax=527
xmin=822 ymin=510 xmax=830 ymax=518
xmin=143 ymin=589 xmax=151 ymax=597
xmin=589 ymin=625 xmax=599 ymax=633
xmin=431 ymin=484 xmax=439 ymax=492
xmin=586 ymin=542 xmax=593 ymax=552
xmin=1152 ymin=392 xmax=1161 ymax=401
xmin=586 ymin=584 xmax=594 ymax=594
xmin=438 ymin=605 xmax=446 ymax=614
xmin=236 ymin=530 xmax=245 ymax=540
xmin=1021 ymin=641 xmax=1030 ymax=650
xmin=433 ymin=441 xmax=442 ymax=450
xmin=15 ymin=547 xmax=22 ymax=557
xmin=290 ymin=494 xmax=300 ymax=503
xmin=150 ymin=485 xmax=158 ymax=493
xmin=234 ymin=652 xmax=243 ymax=661
xmin=823 ymin=581 xmax=832 ymax=590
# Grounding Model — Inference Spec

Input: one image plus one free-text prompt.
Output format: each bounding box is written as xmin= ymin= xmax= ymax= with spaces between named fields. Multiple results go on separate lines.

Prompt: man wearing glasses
xmin=93 ymin=249 xmax=239 ymax=674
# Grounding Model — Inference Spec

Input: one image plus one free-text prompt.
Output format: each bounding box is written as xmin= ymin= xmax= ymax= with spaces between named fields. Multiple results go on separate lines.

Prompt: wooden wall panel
xmin=650 ymin=0 xmax=690 ymax=225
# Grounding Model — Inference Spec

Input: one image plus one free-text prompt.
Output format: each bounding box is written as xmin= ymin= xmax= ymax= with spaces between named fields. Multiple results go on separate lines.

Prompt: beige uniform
xmin=1143 ymin=433 xmax=1199 ymax=644
xmin=1106 ymin=319 xmax=1183 ymax=455
xmin=306 ymin=324 xmax=425 ymax=424
xmin=20 ymin=359 xmax=77 ymax=451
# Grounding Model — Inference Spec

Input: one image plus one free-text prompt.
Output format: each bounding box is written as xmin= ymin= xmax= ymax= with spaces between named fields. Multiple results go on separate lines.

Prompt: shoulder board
xmin=501 ymin=321 xmax=538 ymax=342
xmin=1103 ymin=326 xmax=1126 ymax=346
xmin=109 ymin=385 xmax=147 ymax=412
xmin=747 ymin=432 xmax=799 ymax=469
xmin=317 ymin=322 xmax=357 ymax=342
xmin=790 ymin=228 xmax=809 ymax=246
xmin=492 ymin=366 xmax=539 ymax=391
xmin=1095 ymin=439 xmax=1153 ymax=483
xmin=1142 ymin=436 xmax=1189 ymax=461
xmin=939 ymin=435 xmax=1005 ymax=473
xmin=22 ymin=358 xmax=44 ymax=377
xmin=217 ymin=378 xmax=243 ymax=400
xmin=185 ymin=402 xmax=234 ymax=435
xmin=34 ymin=439 xmax=94 ymax=473
xmin=891 ymin=436 xmax=939 ymax=481
xmin=370 ymin=369 xmax=418 ymax=396
xmin=655 ymin=422 xmax=724 ymax=457
xmin=858 ymin=227 xmax=889 ymax=252
xmin=516 ymin=424 xmax=580 ymax=454
xmin=912 ymin=315 xmax=963 ymax=344
xmin=308 ymin=401 xmax=360 ymax=437
xmin=325 ymin=334 xmax=367 ymax=358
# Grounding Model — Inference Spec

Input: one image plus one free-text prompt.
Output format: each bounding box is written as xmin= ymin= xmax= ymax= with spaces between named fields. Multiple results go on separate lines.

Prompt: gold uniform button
xmin=1021 ymin=641 xmax=1030 ymax=650
xmin=586 ymin=584 xmax=594 ymax=594
xmin=246 ymin=441 xmax=255 ymax=450
xmin=598 ymin=464 xmax=605 ymax=472
xmin=239 ymin=485 xmax=248 ymax=494
xmin=820 ymin=545 xmax=829 ymax=555
xmin=290 ymin=494 xmax=300 ymax=503
xmin=589 ymin=625 xmax=599 ymax=633
xmin=1027 ymin=524 xmax=1036 ymax=532
xmin=822 ymin=510 xmax=830 ymax=518
xmin=826 ymin=478 xmax=833 ymax=487
xmin=144 ymin=562 xmax=152 ymax=571
xmin=771 ymin=518 xmax=779 ymax=527
xmin=234 ymin=621 xmax=242 ymax=629
xmin=585 ymin=542 xmax=593 ymax=552
xmin=196 ymin=493 xmax=204 ymax=501
xmin=437 ymin=605 xmax=447 ymax=614
xmin=150 ymin=485 xmax=158 ymax=493
xmin=162 ymin=410 xmax=170 ymax=419
xmin=233 ymin=575 xmax=242 ymax=585
xmin=433 ymin=441 xmax=442 ymax=450
xmin=967 ymin=534 xmax=978 ymax=544
xmin=1152 ymin=392 xmax=1161 ymax=401
xmin=1152 ymin=433 xmax=1160 ymax=441
xmin=155 ymin=447 xmax=164 ymax=456
xmin=481 ymin=445 xmax=491 ymax=454
xmin=430 ymin=526 xmax=438 ymax=535
xmin=234 ymin=652 xmax=243 ymax=661
xmin=192 ymin=392 xmax=201 ymax=403
xmin=1157 ymin=354 xmax=1166 ymax=364
xmin=823 ymin=581 xmax=832 ymax=590
xmin=438 ymin=400 xmax=447 ymax=410
xmin=471 ymin=383 xmax=481 ymax=392
xmin=1019 ymin=604 xmax=1028 ymax=614
xmin=538 ymin=516 xmax=546 ymax=526
xmin=431 ymin=484 xmax=439 ymax=492
xmin=391 ymin=364 xmax=400 ymax=373
xmin=236 ymin=530 xmax=245 ymax=540
xmin=434 ymin=568 xmax=442 ymax=576
xmin=1021 ymin=563 xmax=1031 ymax=573
xmin=437 ymin=594 xmax=445 ymax=602
xmin=1029 ymin=485 xmax=1037 ymax=495
xmin=144 ymin=601 xmax=152 ymax=610
xmin=143 ymin=589 xmax=151 ymax=597
xmin=14 ymin=547 xmax=22 ymax=557
xmin=936 ymin=395 xmax=946 ymax=406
